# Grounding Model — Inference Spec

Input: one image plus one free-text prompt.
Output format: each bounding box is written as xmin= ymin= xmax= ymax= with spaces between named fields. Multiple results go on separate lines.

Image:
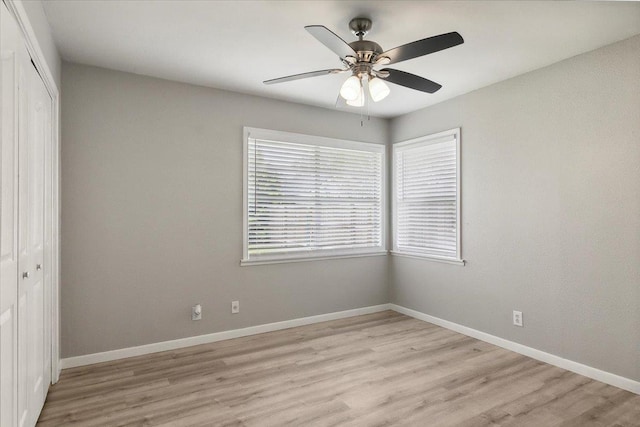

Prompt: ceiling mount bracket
xmin=349 ymin=17 xmax=372 ymax=40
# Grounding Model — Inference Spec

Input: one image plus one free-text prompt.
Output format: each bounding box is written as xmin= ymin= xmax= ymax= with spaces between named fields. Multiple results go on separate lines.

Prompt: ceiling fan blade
xmin=264 ymin=69 xmax=346 ymax=85
xmin=381 ymin=32 xmax=464 ymax=65
xmin=381 ymin=69 xmax=442 ymax=93
xmin=305 ymin=25 xmax=357 ymax=60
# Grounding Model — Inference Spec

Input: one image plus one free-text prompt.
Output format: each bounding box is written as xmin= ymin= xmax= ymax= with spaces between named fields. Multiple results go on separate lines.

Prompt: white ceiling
xmin=43 ymin=1 xmax=640 ymax=118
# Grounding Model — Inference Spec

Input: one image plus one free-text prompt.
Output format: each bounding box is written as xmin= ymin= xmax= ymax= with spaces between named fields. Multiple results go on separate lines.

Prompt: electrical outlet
xmin=192 ymin=304 xmax=202 ymax=321
xmin=513 ymin=310 xmax=523 ymax=327
xmin=231 ymin=300 xmax=240 ymax=314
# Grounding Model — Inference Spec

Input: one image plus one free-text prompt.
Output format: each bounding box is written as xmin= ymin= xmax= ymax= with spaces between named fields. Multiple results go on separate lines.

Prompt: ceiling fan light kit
xmin=264 ymin=17 xmax=464 ymax=109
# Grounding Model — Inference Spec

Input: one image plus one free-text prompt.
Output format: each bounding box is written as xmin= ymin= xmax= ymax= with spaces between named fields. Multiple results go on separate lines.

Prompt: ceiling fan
xmin=264 ymin=17 xmax=464 ymax=107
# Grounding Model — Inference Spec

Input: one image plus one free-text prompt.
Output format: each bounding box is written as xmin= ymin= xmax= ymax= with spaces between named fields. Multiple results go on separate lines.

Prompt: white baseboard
xmin=60 ymin=304 xmax=391 ymax=369
xmin=389 ymin=304 xmax=640 ymax=395
xmin=59 ymin=302 xmax=640 ymax=396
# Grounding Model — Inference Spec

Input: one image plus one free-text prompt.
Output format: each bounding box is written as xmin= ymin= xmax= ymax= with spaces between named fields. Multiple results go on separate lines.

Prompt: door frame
xmin=3 ymin=0 xmax=60 ymax=383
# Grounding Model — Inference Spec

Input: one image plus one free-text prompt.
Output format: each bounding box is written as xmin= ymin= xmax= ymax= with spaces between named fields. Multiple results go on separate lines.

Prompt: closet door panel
xmin=17 ymin=61 xmax=48 ymax=427
xmin=28 ymin=64 xmax=48 ymax=417
xmin=2 ymin=5 xmax=34 ymax=426
xmin=16 ymin=45 xmax=31 ymax=427
xmin=0 ymin=3 xmax=20 ymax=423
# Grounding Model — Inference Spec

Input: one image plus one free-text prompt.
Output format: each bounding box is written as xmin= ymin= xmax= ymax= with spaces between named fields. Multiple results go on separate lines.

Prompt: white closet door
xmin=17 ymin=48 xmax=49 ymax=427
xmin=2 ymin=3 xmax=53 ymax=426
xmin=1 ymin=2 xmax=24 ymax=425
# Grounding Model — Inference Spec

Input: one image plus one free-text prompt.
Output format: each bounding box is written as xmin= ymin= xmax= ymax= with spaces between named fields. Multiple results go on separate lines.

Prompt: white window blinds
xmin=393 ymin=129 xmax=461 ymax=263
xmin=243 ymin=128 xmax=385 ymax=263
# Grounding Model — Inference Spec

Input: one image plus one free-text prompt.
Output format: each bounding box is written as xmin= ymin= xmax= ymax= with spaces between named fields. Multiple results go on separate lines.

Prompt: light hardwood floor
xmin=38 ymin=311 xmax=640 ymax=426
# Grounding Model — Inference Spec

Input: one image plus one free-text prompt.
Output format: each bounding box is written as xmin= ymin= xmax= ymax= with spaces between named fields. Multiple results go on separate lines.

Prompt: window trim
xmin=242 ymin=127 xmax=387 ymax=266
xmin=391 ymin=128 xmax=464 ymax=266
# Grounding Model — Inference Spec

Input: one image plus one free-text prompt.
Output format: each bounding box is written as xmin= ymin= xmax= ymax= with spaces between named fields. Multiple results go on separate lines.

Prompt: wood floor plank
xmin=38 ymin=311 xmax=640 ymax=426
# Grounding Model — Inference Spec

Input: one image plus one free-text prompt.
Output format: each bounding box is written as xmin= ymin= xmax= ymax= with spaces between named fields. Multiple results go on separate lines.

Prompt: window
xmin=242 ymin=127 xmax=386 ymax=265
xmin=392 ymin=128 xmax=463 ymax=265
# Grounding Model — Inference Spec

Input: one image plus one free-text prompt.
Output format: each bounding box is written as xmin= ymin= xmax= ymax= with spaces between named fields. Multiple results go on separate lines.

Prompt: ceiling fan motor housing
xmin=349 ymin=40 xmax=383 ymax=63
xmin=348 ymin=18 xmax=383 ymax=65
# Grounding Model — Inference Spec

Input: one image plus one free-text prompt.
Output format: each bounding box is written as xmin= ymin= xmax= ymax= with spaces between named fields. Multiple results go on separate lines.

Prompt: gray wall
xmin=61 ymin=63 xmax=389 ymax=357
xmin=62 ymin=35 xmax=639 ymax=382
xmin=389 ymin=35 xmax=640 ymax=381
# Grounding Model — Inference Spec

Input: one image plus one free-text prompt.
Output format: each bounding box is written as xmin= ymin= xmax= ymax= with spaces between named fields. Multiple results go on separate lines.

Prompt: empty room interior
xmin=1 ymin=0 xmax=640 ymax=426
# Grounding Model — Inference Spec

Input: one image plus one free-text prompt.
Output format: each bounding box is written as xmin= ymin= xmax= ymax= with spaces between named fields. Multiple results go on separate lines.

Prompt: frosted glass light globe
xmin=346 ymin=87 xmax=365 ymax=107
xmin=369 ymin=77 xmax=390 ymax=102
xmin=340 ymin=76 xmax=361 ymax=101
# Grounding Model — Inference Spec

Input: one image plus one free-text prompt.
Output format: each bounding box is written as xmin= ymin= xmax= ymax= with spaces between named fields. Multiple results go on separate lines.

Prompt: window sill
xmin=241 ymin=250 xmax=389 ymax=267
xmin=390 ymin=251 xmax=466 ymax=266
